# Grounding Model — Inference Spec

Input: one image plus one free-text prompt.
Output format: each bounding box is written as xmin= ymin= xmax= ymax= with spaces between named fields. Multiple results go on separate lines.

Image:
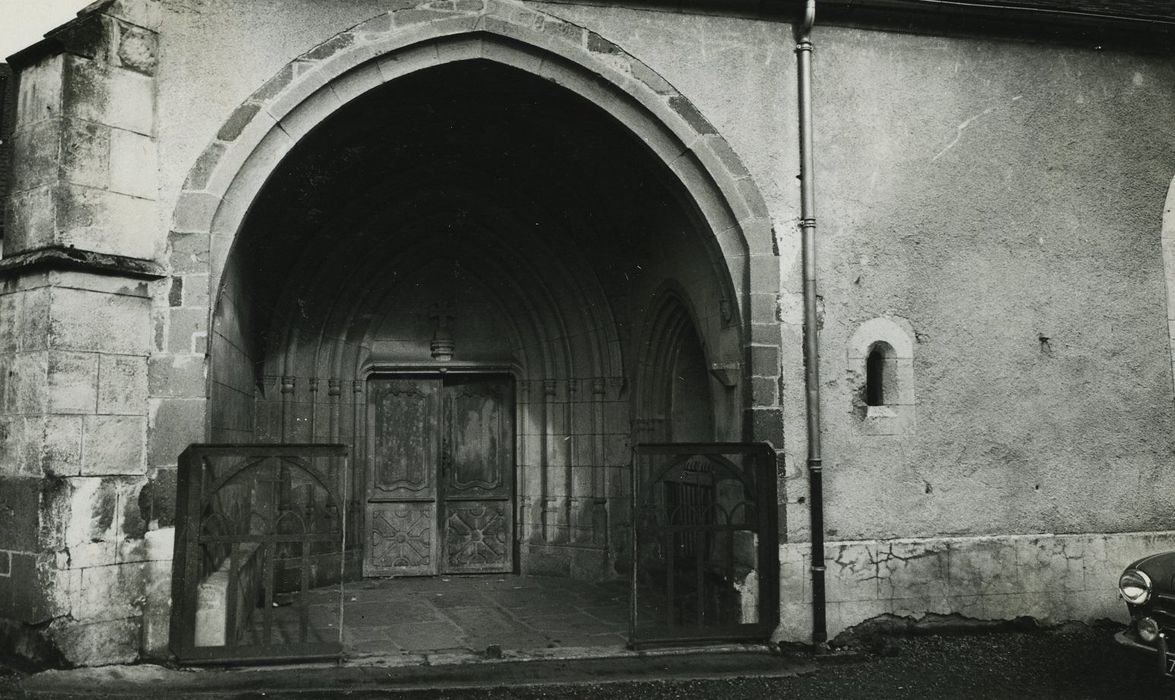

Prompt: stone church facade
xmin=0 ymin=0 xmax=1173 ymax=666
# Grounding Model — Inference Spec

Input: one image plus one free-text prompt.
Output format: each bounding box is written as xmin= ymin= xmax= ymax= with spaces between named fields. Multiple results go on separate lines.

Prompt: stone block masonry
xmin=0 ymin=65 xmax=15 ymax=244
xmin=0 ymin=0 xmax=167 ymax=667
xmin=0 ymin=268 xmax=166 ymax=665
xmin=4 ymin=0 xmax=159 ymax=260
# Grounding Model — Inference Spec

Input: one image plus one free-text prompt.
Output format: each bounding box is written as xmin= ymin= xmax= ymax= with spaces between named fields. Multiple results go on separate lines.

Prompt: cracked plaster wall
xmin=778 ymin=530 xmax=1175 ymax=641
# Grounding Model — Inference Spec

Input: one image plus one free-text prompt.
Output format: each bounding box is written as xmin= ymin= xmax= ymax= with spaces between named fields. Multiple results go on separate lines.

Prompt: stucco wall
xmin=155 ymin=0 xmax=389 ymax=216
xmin=813 ymin=27 xmax=1175 ymax=541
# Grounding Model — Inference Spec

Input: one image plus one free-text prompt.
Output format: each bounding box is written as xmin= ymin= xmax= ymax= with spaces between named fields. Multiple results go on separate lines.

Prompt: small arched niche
xmin=865 ymin=341 xmax=895 ymax=408
xmin=848 ymin=317 xmax=916 ymax=435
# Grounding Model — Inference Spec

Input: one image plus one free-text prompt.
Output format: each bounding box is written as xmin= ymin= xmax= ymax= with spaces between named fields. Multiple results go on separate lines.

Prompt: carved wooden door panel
xmin=440 ymin=375 xmax=513 ymax=574
xmin=365 ymin=377 xmax=441 ymax=576
xmin=365 ymin=374 xmax=513 ymax=577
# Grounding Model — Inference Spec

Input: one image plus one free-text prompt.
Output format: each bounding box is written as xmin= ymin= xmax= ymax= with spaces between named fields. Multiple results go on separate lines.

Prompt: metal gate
xmin=170 ymin=444 xmax=349 ymax=664
xmin=630 ymin=443 xmax=779 ymax=648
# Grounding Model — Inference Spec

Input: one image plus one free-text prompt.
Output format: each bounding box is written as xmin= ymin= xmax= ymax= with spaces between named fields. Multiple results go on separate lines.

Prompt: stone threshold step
xmin=15 ymin=647 xmax=816 ymax=697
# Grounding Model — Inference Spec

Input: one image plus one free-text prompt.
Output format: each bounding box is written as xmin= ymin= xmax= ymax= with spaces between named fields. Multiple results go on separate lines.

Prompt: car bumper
xmin=1115 ymin=628 xmax=1175 ymax=676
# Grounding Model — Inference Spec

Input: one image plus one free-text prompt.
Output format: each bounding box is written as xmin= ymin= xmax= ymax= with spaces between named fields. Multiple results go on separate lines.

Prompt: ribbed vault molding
xmin=260 ymin=224 xmax=609 ymax=386
xmin=254 ymin=179 xmax=625 ymax=387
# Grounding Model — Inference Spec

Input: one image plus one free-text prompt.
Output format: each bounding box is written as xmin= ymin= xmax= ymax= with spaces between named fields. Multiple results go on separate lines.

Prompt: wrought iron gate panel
xmin=171 ymin=444 xmax=349 ymax=664
xmin=629 ymin=443 xmax=779 ymax=648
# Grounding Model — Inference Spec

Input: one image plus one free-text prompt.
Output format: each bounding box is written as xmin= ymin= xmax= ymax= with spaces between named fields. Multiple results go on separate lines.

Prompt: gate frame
xmin=629 ymin=442 xmax=780 ymax=649
xmin=170 ymin=443 xmax=350 ymax=665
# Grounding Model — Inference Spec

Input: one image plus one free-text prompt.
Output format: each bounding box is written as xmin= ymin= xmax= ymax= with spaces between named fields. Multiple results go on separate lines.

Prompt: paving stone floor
xmin=275 ymin=575 xmax=631 ymax=656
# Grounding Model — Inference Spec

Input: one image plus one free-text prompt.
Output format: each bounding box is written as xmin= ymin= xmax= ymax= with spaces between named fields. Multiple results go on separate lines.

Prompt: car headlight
xmin=1120 ymin=569 xmax=1153 ymax=605
xmin=1138 ymin=616 xmax=1160 ymax=643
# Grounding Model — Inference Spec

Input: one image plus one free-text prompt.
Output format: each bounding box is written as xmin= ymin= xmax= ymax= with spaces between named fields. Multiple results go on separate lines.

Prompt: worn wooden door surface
xmin=440 ymin=375 xmax=513 ymax=573
xmin=365 ymin=377 xmax=441 ymax=576
xmin=365 ymin=374 xmax=513 ymax=577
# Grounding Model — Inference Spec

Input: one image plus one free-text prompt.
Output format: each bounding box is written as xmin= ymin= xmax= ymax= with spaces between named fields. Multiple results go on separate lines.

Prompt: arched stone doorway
xmin=167 ymin=5 xmax=781 ymax=656
xmin=213 ymin=58 xmax=746 ymax=580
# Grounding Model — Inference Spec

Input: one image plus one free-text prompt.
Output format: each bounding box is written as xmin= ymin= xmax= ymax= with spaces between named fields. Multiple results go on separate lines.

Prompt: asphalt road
xmin=369 ymin=622 xmax=1174 ymax=700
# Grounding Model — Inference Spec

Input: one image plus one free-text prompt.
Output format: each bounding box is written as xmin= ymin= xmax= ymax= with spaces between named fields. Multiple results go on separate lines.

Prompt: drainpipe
xmin=795 ymin=0 xmax=827 ymax=645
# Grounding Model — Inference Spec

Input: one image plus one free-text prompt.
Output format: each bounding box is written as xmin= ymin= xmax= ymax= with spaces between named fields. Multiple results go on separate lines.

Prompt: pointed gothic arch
xmin=163 ymin=0 xmax=782 ymax=586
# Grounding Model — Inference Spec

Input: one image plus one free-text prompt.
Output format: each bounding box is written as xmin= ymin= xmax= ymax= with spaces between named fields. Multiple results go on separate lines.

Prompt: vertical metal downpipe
xmin=795 ymin=0 xmax=827 ymax=645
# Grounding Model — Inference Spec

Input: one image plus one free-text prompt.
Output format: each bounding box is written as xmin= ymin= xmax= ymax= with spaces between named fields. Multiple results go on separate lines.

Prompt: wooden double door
xmin=364 ymin=374 xmax=514 ymax=576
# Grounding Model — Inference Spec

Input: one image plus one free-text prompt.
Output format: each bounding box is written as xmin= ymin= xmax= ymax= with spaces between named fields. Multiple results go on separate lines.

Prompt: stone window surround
xmin=847 ymin=316 xmax=915 ymax=436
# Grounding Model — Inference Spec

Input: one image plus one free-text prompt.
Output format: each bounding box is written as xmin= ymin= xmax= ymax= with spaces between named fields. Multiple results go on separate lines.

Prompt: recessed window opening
xmin=848 ymin=318 xmax=914 ymax=434
xmin=865 ymin=342 xmax=894 ymax=407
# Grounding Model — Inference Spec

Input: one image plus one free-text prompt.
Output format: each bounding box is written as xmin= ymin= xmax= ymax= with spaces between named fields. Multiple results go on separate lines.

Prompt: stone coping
xmin=0 ymin=245 xmax=165 ymax=280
